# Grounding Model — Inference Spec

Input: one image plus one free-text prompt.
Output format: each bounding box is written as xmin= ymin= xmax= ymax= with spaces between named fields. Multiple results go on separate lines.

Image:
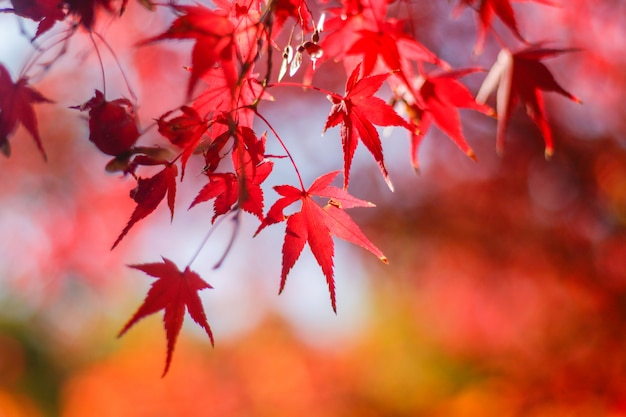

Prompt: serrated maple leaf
xmin=405 ymin=69 xmax=494 ymax=170
xmin=256 ymin=171 xmax=387 ymax=312
xmin=0 ymin=64 xmax=52 ymax=160
xmin=113 ymin=164 xmax=178 ymax=249
xmin=324 ymin=62 xmax=412 ymax=190
xmin=191 ymin=127 xmax=273 ymax=221
xmin=139 ymin=5 xmax=236 ymax=98
xmin=476 ymin=46 xmax=581 ymax=157
xmin=118 ymin=257 xmax=214 ymax=376
xmin=454 ymin=0 xmax=557 ymax=54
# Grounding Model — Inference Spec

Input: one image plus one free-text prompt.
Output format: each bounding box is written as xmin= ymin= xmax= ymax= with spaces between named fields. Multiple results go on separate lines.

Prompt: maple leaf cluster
xmin=0 ymin=0 xmax=582 ymax=373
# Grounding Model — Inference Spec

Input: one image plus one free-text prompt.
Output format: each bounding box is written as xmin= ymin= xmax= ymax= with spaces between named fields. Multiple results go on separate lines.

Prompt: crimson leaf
xmin=256 ymin=171 xmax=387 ymax=312
xmin=118 ymin=257 xmax=214 ymax=376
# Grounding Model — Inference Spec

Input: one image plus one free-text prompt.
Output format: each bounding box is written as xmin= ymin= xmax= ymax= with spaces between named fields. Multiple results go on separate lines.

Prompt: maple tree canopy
xmin=0 ymin=0 xmax=582 ymax=374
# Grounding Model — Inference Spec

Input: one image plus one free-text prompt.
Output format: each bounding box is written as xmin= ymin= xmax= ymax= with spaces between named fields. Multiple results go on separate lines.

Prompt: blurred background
xmin=1 ymin=0 xmax=625 ymax=416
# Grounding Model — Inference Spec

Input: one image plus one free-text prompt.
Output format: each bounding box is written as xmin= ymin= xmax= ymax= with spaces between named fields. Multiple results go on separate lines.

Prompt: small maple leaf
xmin=113 ymin=164 xmax=178 ymax=249
xmin=324 ymin=62 xmax=412 ymax=190
xmin=455 ymin=0 xmax=558 ymax=54
xmin=0 ymin=64 xmax=52 ymax=160
xmin=405 ymin=69 xmax=494 ymax=170
xmin=256 ymin=171 xmax=387 ymax=312
xmin=191 ymin=127 xmax=273 ymax=222
xmin=118 ymin=257 xmax=214 ymax=376
xmin=476 ymin=46 xmax=581 ymax=157
xmin=140 ymin=5 xmax=237 ymax=98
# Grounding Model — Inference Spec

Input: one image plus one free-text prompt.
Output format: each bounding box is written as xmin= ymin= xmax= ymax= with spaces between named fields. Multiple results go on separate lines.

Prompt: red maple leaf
xmin=455 ymin=0 xmax=557 ymax=54
xmin=192 ymin=68 xmax=272 ymax=134
xmin=405 ymin=69 xmax=494 ymax=170
xmin=256 ymin=171 xmax=387 ymax=312
xmin=476 ymin=46 xmax=581 ymax=157
xmin=113 ymin=164 xmax=178 ymax=249
xmin=346 ymin=20 xmax=446 ymax=78
xmin=157 ymin=106 xmax=207 ymax=179
xmin=118 ymin=257 xmax=214 ymax=376
xmin=191 ymin=127 xmax=273 ymax=222
xmin=4 ymin=0 xmax=66 ymax=39
xmin=0 ymin=64 xmax=52 ymax=160
xmin=140 ymin=5 xmax=237 ymax=98
xmin=324 ymin=62 xmax=412 ymax=190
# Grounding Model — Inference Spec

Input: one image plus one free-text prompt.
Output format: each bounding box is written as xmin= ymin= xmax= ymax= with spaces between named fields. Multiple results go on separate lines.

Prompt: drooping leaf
xmin=256 ymin=171 xmax=387 ymax=312
xmin=455 ymin=0 xmax=558 ymax=54
xmin=0 ymin=63 xmax=52 ymax=159
xmin=476 ymin=46 xmax=581 ymax=157
xmin=405 ymin=69 xmax=494 ymax=170
xmin=118 ymin=257 xmax=214 ymax=376
xmin=72 ymin=90 xmax=140 ymax=157
xmin=139 ymin=5 xmax=237 ymax=98
xmin=324 ymin=62 xmax=412 ymax=190
xmin=113 ymin=164 xmax=178 ymax=249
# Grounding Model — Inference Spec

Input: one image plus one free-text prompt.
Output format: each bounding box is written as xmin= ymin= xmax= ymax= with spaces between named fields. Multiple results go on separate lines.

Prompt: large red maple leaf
xmin=0 ymin=64 xmax=52 ymax=160
xmin=256 ymin=171 xmax=387 ymax=312
xmin=324 ymin=62 xmax=412 ymax=190
xmin=118 ymin=257 xmax=214 ymax=376
xmin=476 ymin=46 xmax=581 ymax=157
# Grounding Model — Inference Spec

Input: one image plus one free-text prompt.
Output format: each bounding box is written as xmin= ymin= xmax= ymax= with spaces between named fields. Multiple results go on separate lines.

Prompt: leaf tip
xmin=380 ymin=255 xmax=389 ymax=264
xmin=545 ymin=147 xmax=554 ymax=160
xmin=385 ymin=177 xmax=395 ymax=192
xmin=467 ymin=149 xmax=477 ymax=162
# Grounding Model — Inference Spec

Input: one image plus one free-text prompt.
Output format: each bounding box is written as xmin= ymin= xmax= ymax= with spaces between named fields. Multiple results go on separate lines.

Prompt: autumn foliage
xmin=0 ymin=0 xmax=583 ymax=374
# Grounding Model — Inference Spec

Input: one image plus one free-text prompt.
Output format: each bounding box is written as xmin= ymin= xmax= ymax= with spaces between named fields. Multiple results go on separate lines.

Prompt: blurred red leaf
xmin=0 ymin=64 xmax=52 ymax=160
xmin=5 ymin=0 xmax=66 ymax=39
xmin=407 ymin=69 xmax=494 ymax=170
xmin=455 ymin=0 xmax=558 ymax=54
xmin=140 ymin=5 xmax=236 ymax=98
xmin=476 ymin=46 xmax=581 ymax=157
xmin=119 ymin=257 xmax=214 ymax=376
